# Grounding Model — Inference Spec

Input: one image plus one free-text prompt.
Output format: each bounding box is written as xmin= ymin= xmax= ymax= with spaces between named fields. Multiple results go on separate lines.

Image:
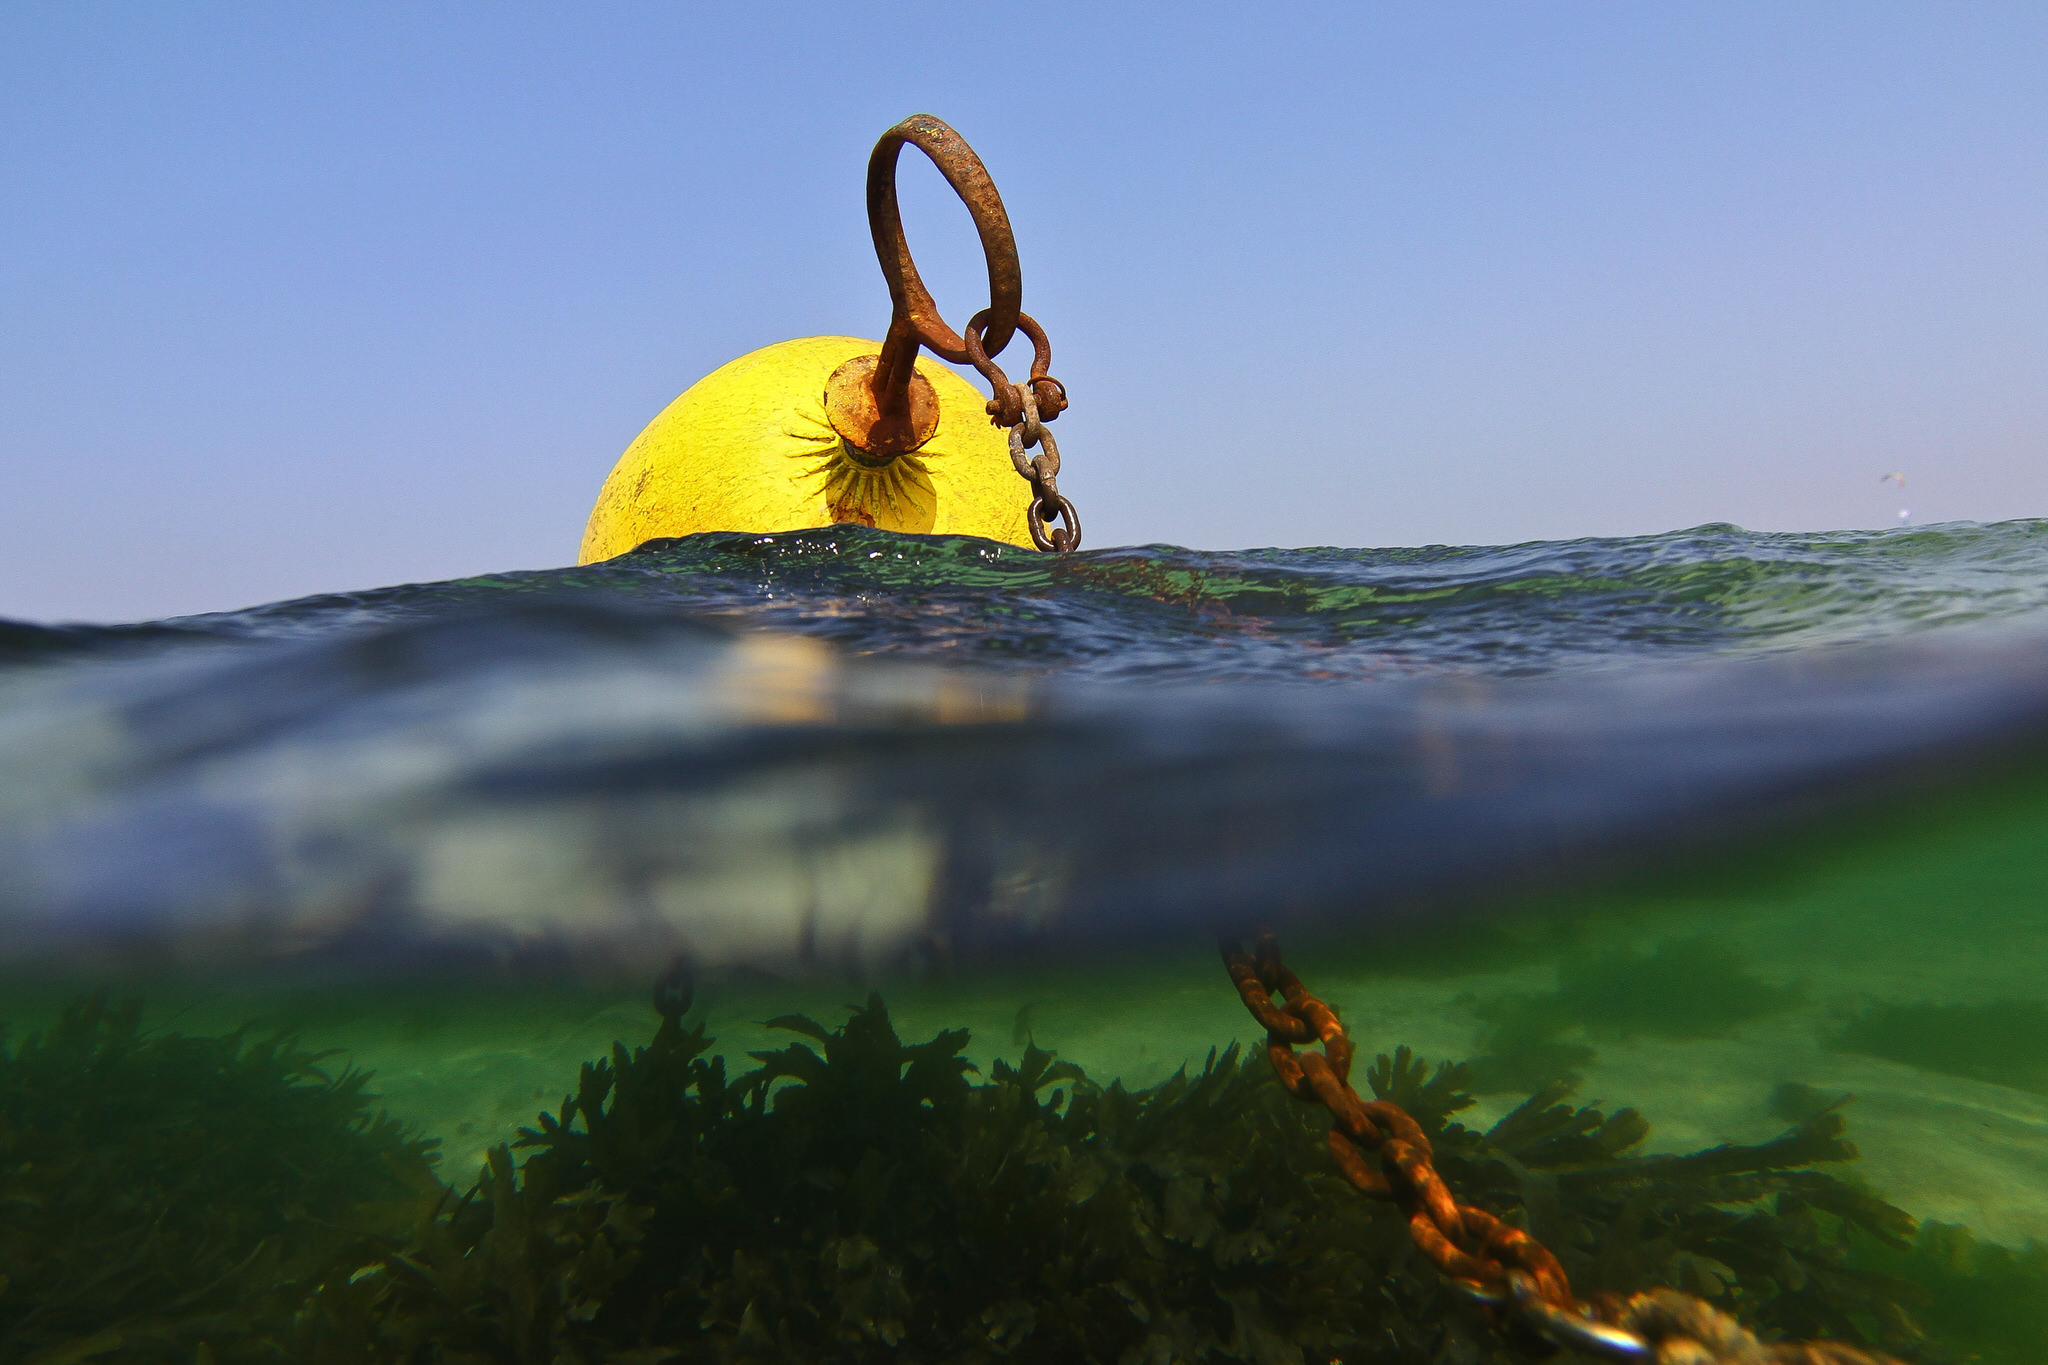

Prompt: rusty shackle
xmin=823 ymin=115 xmax=1076 ymax=549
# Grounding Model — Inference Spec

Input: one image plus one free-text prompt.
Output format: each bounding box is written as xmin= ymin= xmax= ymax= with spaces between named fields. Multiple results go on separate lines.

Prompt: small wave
xmin=12 ymin=519 xmax=2047 ymax=683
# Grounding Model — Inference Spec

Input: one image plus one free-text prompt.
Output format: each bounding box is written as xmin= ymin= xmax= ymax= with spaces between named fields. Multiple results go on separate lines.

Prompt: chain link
xmin=1009 ymin=393 xmax=1080 ymax=553
xmin=1221 ymin=933 xmax=1904 ymax=1365
xmin=965 ymin=309 xmax=1081 ymax=552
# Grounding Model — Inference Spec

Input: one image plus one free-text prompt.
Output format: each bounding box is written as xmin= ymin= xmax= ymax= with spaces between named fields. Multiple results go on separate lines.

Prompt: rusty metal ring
xmin=1506 ymin=1275 xmax=1651 ymax=1361
xmin=1006 ymin=421 xmax=1039 ymax=482
xmin=964 ymin=309 xmax=1053 ymax=375
xmin=966 ymin=310 xmax=1057 ymax=426
xmin=869 ymin=114 xmax=1021 ymax=364
xmin=963 ymin=313 xmax=1023 ymax=425
xmin=1027 ymin=493 xmax=1080 ymax=553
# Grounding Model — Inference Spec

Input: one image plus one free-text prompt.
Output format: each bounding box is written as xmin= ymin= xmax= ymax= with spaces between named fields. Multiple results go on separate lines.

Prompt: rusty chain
xmin=999 ymin=384 xmax=1077 ymax=553
xmin=1221 ymin=933 xmax=1903 ymax=1365
xmin=965 ymin=307 xmax=1079 ymax=551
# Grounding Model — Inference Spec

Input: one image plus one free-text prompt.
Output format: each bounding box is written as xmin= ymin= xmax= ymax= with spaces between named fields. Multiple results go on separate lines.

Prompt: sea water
xmin=3 ymin=521 xmax=2047 ymax=1360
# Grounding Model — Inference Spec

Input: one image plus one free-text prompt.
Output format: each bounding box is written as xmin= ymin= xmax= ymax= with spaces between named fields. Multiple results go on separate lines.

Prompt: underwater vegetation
xmin=1465 ymin=936 xmax=1807 ymax=1094
xmin=0 ymin=994 xmax=439 ymax=1363
xmin=6 ymin=990 xmax=2044 ymax=1363
xmin=1830 ymin=999 xmax=2048 ymax=1097
xmin=1847 ymin=1222 xmax=2048 ymax=1365
xmin=313 ymin=998 xmax=1923 ymax=1363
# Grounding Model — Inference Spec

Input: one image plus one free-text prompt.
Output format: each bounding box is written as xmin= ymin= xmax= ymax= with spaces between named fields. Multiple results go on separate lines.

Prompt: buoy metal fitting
xmin=579 ymin=115 xmax=1079 ymax=564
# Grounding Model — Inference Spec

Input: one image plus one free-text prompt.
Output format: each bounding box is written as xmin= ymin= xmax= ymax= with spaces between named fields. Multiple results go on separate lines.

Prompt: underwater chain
xmin=1220 ymin=935 xmax=1900 ymax=1365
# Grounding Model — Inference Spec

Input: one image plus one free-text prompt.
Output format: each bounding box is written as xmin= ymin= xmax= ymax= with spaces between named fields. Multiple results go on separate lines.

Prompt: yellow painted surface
xmin=579 ymin=335 xmax=1030 ymax=563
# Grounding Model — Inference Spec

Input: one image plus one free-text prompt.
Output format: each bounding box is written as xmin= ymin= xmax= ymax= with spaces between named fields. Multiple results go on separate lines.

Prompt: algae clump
xmin=1847 ymin=1221 xmax=2048 ymax=1364
xmin=8 ymin=989 xmax=2040 ymax=1362
xmin=312 ymin=998 xmax=1929 ymax=1363
xmin=0 ymin=993 xmax=439 ymax=1363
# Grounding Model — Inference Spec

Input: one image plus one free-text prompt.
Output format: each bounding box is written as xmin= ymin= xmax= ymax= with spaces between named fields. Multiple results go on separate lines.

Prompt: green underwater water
xmin=7 ymin=746 xmax=2048 ymax=1363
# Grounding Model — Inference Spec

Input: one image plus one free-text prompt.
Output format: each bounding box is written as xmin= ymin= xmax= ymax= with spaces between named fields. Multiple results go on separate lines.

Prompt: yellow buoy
xmin=578 ymin=114 xmax=1080 ymax=565
xmin=577 ymin=335 xmax=1026 ymax=564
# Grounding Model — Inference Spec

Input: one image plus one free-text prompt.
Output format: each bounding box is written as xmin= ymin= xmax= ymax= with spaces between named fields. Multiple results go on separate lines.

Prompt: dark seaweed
xmin=0 ymin=993 xmax=440 ymax=1363
xmin=1770 ymin=1082 xmax=1856 ymax=1126
xmin=3 ymin=992 xmax=2011 ymax=1363
xmin=306 ymin=1000 xmax=1933 ymax=1363
xmin=1830 ymin=1000 xmax=2048 ymax=1097
xmin=1847 ymin=1222 xmax=2048 ymax=1363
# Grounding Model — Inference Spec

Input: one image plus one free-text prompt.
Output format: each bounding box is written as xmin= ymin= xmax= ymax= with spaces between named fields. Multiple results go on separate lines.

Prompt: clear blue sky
xmin=3 ymin=3 xmax=2045 ymax=623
